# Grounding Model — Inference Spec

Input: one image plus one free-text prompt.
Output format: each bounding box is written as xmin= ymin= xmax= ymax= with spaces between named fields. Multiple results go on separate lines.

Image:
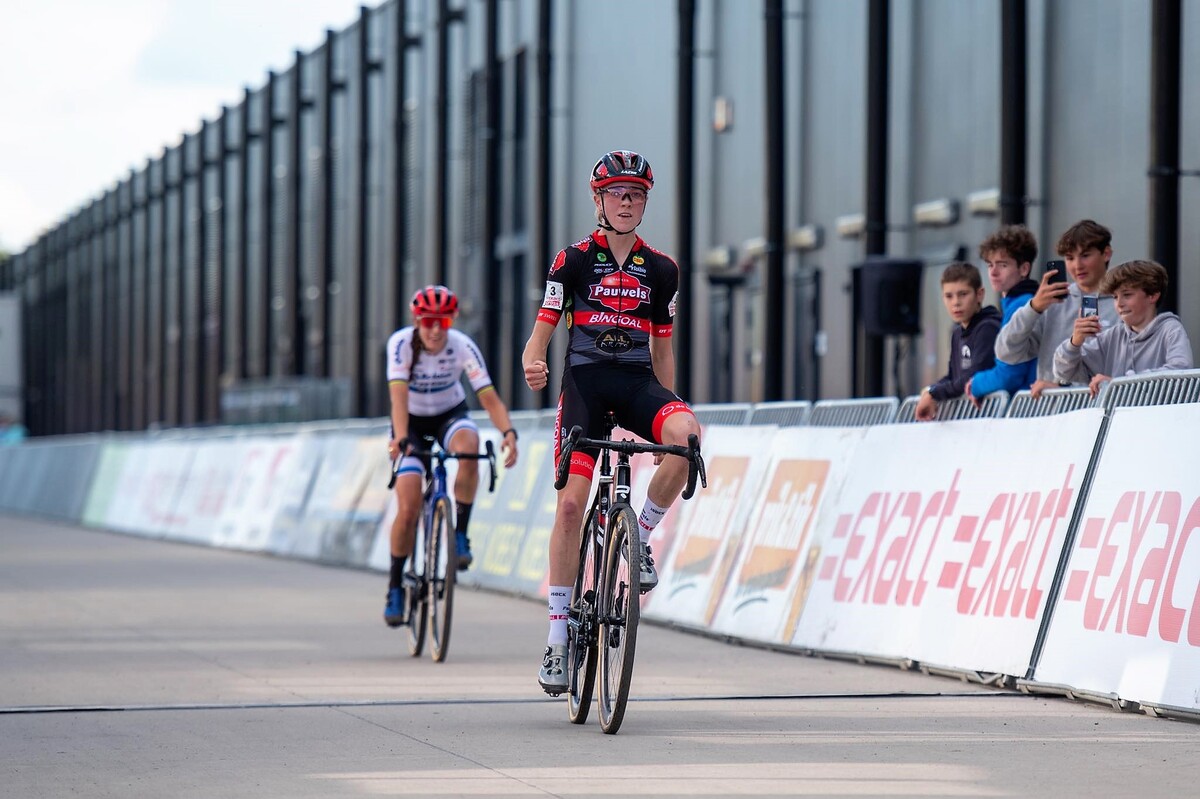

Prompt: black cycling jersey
xmin=536 ymin=232 xmax=679 ymax=370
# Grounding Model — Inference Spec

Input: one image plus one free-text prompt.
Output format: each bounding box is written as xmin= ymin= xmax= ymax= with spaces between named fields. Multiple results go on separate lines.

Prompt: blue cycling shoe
xmin=456 ymin=532 xmax=473 ymax=571
xmin=383 ymin=587 xmax=406 ymax=627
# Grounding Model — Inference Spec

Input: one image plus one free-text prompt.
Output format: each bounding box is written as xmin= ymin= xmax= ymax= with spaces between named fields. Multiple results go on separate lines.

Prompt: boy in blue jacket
xmin=965 ymin=225 xmax=1039 ymax=405
xmin=915 ymin=262 xmax=1002 ymax=421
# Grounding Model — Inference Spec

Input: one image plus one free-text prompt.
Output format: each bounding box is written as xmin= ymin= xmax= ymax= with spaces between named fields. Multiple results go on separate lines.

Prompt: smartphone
xmin=1080 ymin=294 xmax=1099 ymax=318
xmin=1044 ymin=260 xmax=1067 ymax=284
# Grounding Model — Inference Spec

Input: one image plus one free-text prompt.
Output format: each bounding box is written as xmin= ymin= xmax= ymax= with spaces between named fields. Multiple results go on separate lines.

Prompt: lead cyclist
xmin=521 ymin=150 xmax=701 ymax=695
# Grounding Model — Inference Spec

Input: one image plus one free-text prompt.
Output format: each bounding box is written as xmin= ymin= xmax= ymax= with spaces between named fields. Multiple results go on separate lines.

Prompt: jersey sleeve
xmin=650 ymin=256 xmax=680 ymax=337
xmin=457 ymin=332 xmax=495 ymax=394
xmin=537 ymin=248 xmax=573 ymax=326
xmin=386 ymin=329 xmax=412 ymax=383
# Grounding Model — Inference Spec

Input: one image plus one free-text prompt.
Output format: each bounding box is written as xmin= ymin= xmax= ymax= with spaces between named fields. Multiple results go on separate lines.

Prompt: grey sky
xmin=0 ymin=0 xmax=371 ymax=252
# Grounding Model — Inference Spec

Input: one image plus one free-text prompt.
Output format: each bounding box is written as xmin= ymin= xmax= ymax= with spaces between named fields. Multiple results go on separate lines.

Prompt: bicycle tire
xmin=428 ymin=497 xmax=455 ymax=663
xmin=567 ymin=504 xmax=601 ymax=724
xmin=406 ymin=524 xmax=429 ymax=658
xmin=597 ymin=504 xmax=640 ymax=734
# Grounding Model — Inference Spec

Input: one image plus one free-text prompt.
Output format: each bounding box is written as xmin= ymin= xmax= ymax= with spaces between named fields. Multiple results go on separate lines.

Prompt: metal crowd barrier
xmin=808 ymin=397 xmax=898 ymax=427
xmin=690 ymin=402 xmax=755 ymax=426
xmin=1100 ymin=368 xmax=1200 ymax=412
xmin=747 ymin=401 xmax=813 ymax=427
xmin=1005 ymin=386 xmax=1095 ymax=418
xmin=895 ymin=391 xmax=1009 ymax=423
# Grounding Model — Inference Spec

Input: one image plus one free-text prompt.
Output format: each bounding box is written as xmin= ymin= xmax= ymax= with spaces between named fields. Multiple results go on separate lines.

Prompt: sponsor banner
xmin=102 ymin=440 xmax=196 ymax=536
xmin=709 ymin=426 xmax=866 ymax=644
xmin=467 ymin=427 xmax=555 ymax=595
xmin=1034 ymin=405 xmax=1200 ymax=710
xmin=167 ymin=439 xmax=246 ymax=545
xmin=792 ymin=411 xmax=1103 ymax=676
xmin=287 ymin=433 xmax=380 ymax=564
xmin=214 ymin=435 xmax=320 ymax=551
xmin=82 ymin=442 xmax=131 ymax=526
xmin=642 ymin=426 xmax=778 ymax=628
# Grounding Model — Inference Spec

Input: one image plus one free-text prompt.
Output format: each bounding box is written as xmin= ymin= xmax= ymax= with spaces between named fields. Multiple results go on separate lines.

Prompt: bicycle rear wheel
xmin=428 ymin=497 xmax=455 ymax=663
xmin=406 ymin=526 xmax=429 ymax=658
xmin=567 ymin=504 xmax=601 ymax=724
xmin=597 ymin=504 xmax=641 ymax=734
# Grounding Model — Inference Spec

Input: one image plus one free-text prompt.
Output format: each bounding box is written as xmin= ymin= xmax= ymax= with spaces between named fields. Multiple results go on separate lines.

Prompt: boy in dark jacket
xmin=915 ymin=262 xmax=1002 ymax=421
xmin=966 ymin=225 xmax=1039 ymax=404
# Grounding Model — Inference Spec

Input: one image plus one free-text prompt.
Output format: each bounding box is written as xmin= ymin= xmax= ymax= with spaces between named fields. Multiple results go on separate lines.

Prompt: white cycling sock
xmin=547 ymin=585 xmax=571 ymax=646
xmin=637 ymin=499 xmax=669 ymax=545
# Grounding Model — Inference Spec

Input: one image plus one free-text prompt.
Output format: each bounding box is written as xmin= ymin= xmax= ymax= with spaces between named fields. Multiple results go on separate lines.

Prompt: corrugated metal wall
xmin=4 ymin=0 xmax=1197 ymax=435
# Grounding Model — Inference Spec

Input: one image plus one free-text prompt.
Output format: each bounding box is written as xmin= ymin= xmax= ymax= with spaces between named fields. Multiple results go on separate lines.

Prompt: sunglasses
xmin=599 ymin=186 xmax=648 ymax=203
xmin=417 ymin=316 xmax=453 ymax=329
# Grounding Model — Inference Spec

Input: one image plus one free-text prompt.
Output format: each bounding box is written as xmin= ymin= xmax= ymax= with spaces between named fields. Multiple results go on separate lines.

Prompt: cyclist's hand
xmin=388 ymin=437 xmax=410 ymax=459
xmin=524 ymin=359 xmax=550 ymax=391
xmin=653 ymin=452 xmax=665 ymax=466
xmin=501 ymin=438 xmax=518 ymax=468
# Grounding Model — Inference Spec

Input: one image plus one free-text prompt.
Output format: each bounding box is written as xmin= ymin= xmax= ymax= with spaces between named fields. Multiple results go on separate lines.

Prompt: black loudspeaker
xmin=855 ymin=258 xmax=924 ymax=336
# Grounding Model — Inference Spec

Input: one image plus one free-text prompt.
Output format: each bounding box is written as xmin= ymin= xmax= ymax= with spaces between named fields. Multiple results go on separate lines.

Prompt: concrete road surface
xmin=1 ymin=515 xmax=1195 ymax=798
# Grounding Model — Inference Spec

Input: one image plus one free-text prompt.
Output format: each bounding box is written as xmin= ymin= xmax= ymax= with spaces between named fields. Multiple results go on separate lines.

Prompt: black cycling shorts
xmin=555 ymin=363 xmax=694 ymax=480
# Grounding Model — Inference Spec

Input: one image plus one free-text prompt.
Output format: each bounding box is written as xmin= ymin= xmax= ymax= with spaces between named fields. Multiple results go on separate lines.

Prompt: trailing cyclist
xmin=383 ymin=285 xmax=519 ymax=626
xmin=521 ymin=150 xmax=701 ymax=694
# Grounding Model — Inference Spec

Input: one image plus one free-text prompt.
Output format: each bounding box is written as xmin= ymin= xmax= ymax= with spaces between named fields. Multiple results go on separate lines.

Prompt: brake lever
xmin=485 ymin=439 xmax=497 ymax=493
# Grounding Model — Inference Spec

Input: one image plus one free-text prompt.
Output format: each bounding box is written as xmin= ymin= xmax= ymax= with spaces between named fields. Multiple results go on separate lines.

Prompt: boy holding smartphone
xmin=993 ymin=219 xmax=1120 ymax=396
xmin=964 ymin=224 xmax=1040 ymax=404
xmin=1052 ymin=260 xmax=1193 ymax=395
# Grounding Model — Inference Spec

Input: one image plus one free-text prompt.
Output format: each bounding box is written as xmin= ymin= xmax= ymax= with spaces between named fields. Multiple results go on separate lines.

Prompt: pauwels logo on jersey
xmin=589 ymin=271 xmax=651 ymax=312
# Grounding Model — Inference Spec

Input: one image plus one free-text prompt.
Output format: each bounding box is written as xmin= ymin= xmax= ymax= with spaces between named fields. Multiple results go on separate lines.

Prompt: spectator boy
xmin=915 ymin=262 xmax=1002 ymax=421
xmin=993 ymin=219 xmax=1120 ymax=396
xmin=1053 ymin=260 xmax=1193 ymax=396
xmin=965 ymin=225 xmax=1040 ymax=404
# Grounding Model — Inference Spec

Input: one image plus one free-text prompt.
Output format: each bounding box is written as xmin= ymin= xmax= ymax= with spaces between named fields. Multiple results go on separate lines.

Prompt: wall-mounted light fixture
xmin=741 ymin=236 xmax=767 ymax=259
xmin=966 ymin=188 xmax=1001 ymax=216
xmin=835 ymin=213 xmax=865 ymax=239
xmin=788 ymin=224 xmax=824 ymax=252
xmin=703 ymin=245 xmax=737 ymax=271
xmin=912 ymin=198 xmax=960 ymax=227
xmin=713 ymin=96 xmax=734 ymax=133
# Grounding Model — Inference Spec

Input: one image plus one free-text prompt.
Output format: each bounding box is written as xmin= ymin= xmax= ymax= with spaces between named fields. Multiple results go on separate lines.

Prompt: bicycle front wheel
xmin=567 ymin=504 xmax=601 ymax=724
xmin=428 ymin=497 xmax=455 ymax=663
xmin=597 ymin=504 xmax=641 ymax=734
xmin=406 ymin=526 xmax=429 ymax=658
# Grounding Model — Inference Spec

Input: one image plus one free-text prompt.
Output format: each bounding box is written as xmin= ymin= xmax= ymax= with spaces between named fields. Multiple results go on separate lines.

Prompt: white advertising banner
xmin=103 ymin=440 xmax=195 ymax=536
xmin=168 ymin=439 xmax=246 ymax=545
xmin=1034 ymin=404 xmax=1200 ymax=711
xmin=792 ymin=411 xmax=1104 ymax=677
xmin=709 ymin=426 xmax=866 ymax=645
xmin=642 ymin=426 xmax=778 ymax=628
xmin=214 ymin=435 xmax=320 ymax=551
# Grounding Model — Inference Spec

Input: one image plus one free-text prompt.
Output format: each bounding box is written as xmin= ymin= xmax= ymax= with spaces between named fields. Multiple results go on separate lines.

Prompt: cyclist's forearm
xmin=522 ymin=321 xmax=555 ymax=368
xmin=389 ymin=382 xmax=410 ymax=439
xmin=650 ymin=335 xmax=675 ymax=392
xmin=478 ymin=389 xmax=512 ymax=433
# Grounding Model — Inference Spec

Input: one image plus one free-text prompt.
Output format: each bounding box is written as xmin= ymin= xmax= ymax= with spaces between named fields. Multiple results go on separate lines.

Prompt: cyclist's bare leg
xmin=390 ymin=474 xmax=423 ymax=558
xmin=446 ymin=427 xmax=481 ymax=505
xmin=548 ymin=473 xmax=591 ymax=585
xmin=645 ymin=411 xmax=702 ymax=507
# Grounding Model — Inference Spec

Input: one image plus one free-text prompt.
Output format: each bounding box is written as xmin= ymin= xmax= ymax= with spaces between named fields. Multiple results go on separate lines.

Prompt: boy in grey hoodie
xmin=993 ymin=220 xmax=1120 ymax=396
xmin=1053 ymin=260 xmax=1193 ymax=396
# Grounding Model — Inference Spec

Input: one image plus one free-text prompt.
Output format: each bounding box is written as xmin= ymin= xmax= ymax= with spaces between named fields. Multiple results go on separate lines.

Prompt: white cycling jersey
xmin=385 ymin=327 xmax=494 ymax=416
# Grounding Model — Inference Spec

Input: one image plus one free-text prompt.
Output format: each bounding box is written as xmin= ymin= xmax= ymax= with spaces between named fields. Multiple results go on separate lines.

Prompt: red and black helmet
xmin=589 ymin=150 xmax=654 ymax=191
xmin=410 ymin=285 xmax=459 ymax=316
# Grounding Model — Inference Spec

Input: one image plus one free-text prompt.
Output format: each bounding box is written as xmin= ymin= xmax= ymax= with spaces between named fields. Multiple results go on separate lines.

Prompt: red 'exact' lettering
xmin=1079 ymin=490 xmax=1200 ymax=646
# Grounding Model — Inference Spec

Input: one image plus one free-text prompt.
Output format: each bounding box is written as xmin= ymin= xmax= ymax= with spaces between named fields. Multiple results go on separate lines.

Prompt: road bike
xmin=389 ymin=440 xmax=497 ymax=662
xmin=552 ymin=414 xmax=706 ymax=733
